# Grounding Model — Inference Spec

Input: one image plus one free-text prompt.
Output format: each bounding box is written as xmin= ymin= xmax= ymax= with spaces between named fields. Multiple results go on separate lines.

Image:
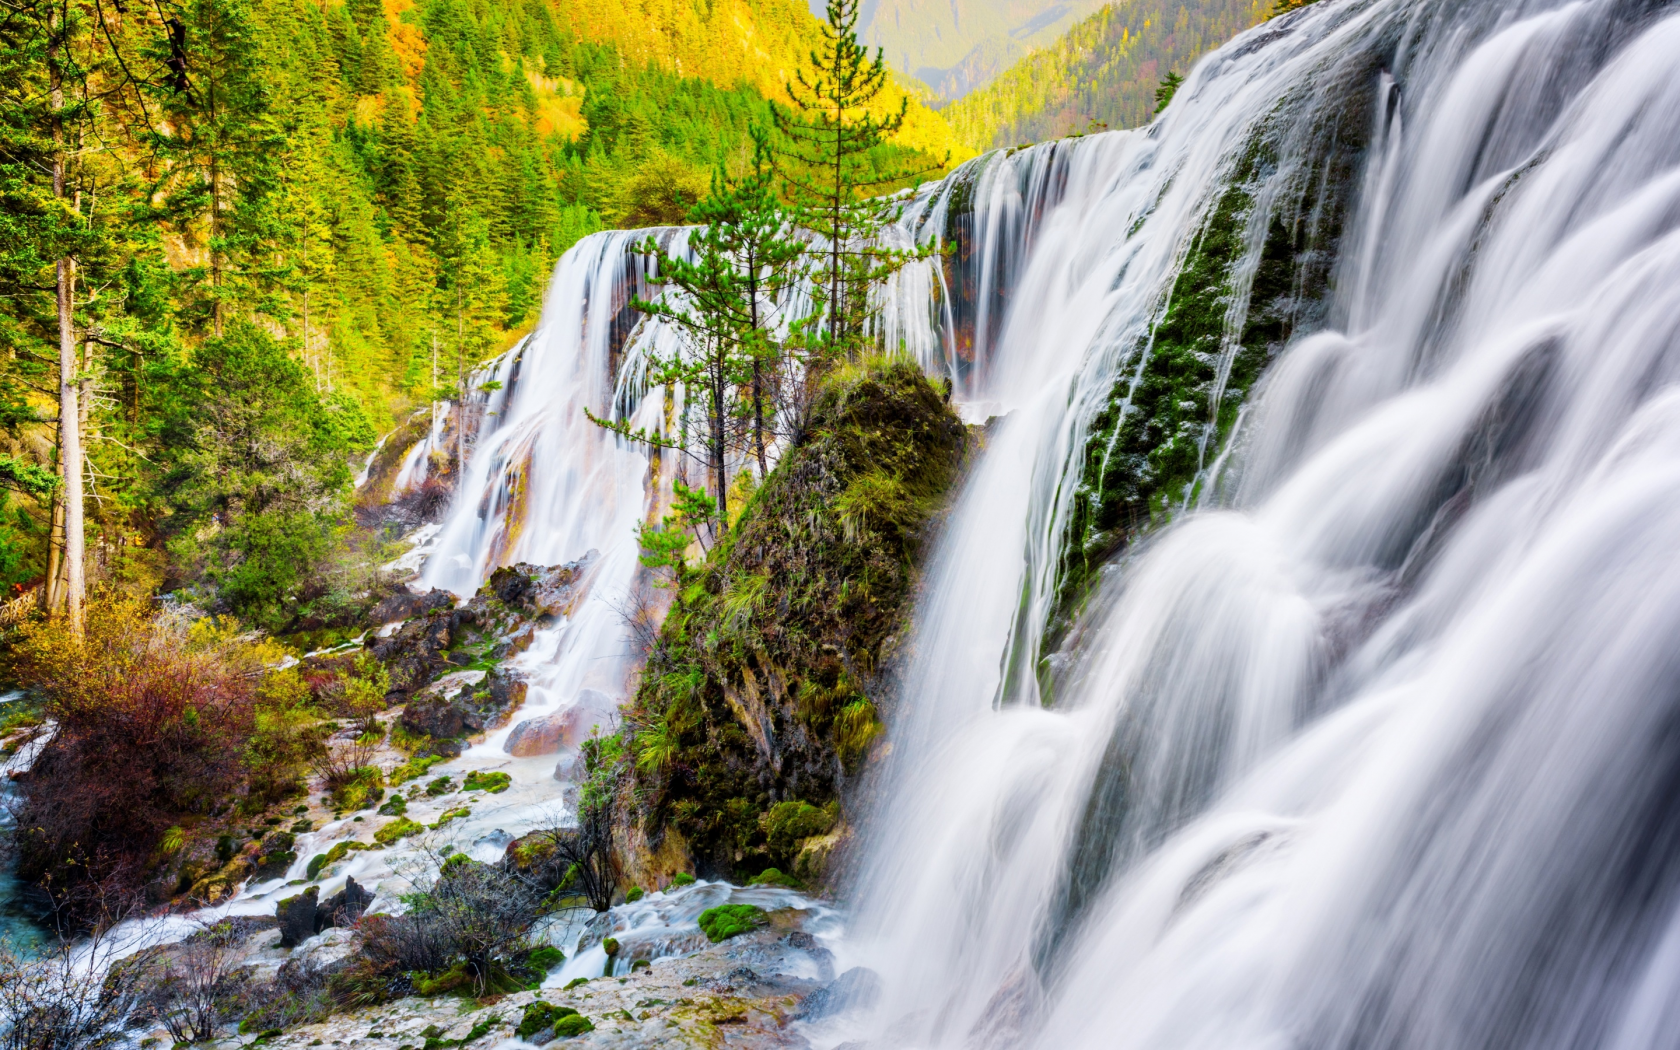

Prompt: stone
xmin=370 ymin=588 xmax=454 ymax=626
xmin=276 ymin=886 xmax=319 ymax=948
xmin=506 ymin=690 xmax=615 ymax=757
xmin=292 ymin=926 xmax=360 ymax=970
xmin=796 ymin=967 xmax=882 ymax=1020
xmin=315 ymin=876 xmax=373 ymax=932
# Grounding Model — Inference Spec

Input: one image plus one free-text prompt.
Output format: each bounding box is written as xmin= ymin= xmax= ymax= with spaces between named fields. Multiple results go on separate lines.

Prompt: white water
xmin=846 ymin=0 xmax=1680 ymax=1047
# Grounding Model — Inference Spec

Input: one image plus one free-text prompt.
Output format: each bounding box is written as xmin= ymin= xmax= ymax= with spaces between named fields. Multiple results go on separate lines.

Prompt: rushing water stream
xmin=846 ymin=0 xmax=1680 ymax=1047
xmin=171 ymin=0 xmax=1680 ymax=1045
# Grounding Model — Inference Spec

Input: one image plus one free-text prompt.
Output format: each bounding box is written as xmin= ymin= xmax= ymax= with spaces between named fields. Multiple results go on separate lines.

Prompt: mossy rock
xmin=670 ymin=872 xmax=696 ymax=887
xmin=377 ymin=794 xmax=407 ymax=817
xmin=527 ymin=945 xmax=564 ymax=972
xmin=428 ymin=807 xmax=470 ymax=830
xmin=697 ymin=903 xmax=766 ymax=942
xmin=374 ymin=817 xmax=425 ymax=845
xmin=746 ymin=867 xmax=799 ymax=888
xmin=516 ymin=1001 xmax=580 ymax=1039
xmin=625 ymin=360 xmax=967 ymax=878
xmin=425 ymin=776 xmax=455 ymax=797
xmin=552 ymin=1014 xmax=594 ymax=1038
xmin=462 ymin=770 xmax=510 ymax=793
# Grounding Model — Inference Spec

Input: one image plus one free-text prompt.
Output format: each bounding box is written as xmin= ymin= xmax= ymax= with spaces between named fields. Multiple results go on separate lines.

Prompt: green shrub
xmin=746 ymin=867 xmax=799 ymax=888
xmin=463 ymin=770 xmax=511 ymax=793
xmin=697 ymin=904 xmax=766 ymax=942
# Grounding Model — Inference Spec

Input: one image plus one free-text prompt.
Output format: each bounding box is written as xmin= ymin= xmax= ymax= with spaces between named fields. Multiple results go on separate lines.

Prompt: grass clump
xmin=697 ymin=904 xmax=766 ymax=942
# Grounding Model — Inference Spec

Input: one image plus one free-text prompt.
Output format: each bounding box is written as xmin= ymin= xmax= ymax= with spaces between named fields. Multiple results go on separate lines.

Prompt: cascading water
xmin=841 ymin=0 xmax=1680 ymax=1047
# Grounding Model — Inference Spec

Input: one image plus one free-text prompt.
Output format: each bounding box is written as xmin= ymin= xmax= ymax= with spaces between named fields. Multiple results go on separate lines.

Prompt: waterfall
xmin=840 ymin=0 xmax=1680 ymax=1047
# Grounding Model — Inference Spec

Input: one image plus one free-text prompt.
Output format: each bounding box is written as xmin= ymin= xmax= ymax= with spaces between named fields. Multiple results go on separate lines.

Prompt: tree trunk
xmin=456 ymin=286 xmax=465 ymax=473
xmin=49 ymin=13 xmax=84 ymax=639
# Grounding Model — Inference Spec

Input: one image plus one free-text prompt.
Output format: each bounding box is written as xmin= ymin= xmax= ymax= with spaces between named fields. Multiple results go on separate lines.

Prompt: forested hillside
xmin=942 ymin=0 xmax=1268 ymax=147
xmin=856 ymin=0 xmax=1109 ymax=99
xmin=0 ymin=0 xmax=961 ymax=615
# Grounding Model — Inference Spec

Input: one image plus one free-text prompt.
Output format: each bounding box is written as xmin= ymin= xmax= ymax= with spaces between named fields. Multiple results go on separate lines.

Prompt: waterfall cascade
xmin=844 ymin=0 xmax=1680 ymax=1047
xmin=220 ymin=0 xmax=1680 ymax=1040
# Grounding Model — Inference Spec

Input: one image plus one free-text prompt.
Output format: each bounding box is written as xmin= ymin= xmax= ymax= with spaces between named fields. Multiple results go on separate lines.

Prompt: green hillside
xmin=942 ymin=0 xmax=1268 ymax=147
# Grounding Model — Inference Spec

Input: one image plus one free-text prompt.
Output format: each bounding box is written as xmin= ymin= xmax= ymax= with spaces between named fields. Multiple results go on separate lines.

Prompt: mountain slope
xmin=942 ymin=0 xmax=1269 ymax=147
xmin=852 ymin=0 xmax=1111 ymax=99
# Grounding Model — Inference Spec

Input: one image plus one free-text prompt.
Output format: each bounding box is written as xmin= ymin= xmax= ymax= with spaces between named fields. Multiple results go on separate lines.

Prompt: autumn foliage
xmin=10 ymin=600 xmax=316 ymax=908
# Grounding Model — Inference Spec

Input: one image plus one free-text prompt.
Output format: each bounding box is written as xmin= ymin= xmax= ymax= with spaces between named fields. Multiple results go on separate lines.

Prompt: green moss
xmin=624 ymin=886 xmax=644 ymax=902
xmin=670 ymin=872 xmax=696 ymax=886
xmin=374 ymin=816 xmax=425 ymax=844
xmin=428 ymin=807 xmax=471 ymax=830
xmin=425 ymin=776 xmax=455 ymax=797
xmin=516 ymin=1002 xmax=578 ymax=1039
xmin=563 ymin=977 xmax=589 ymax=990
xmin=698 ymin=903 xmax=766 ymax=942
xmin=762 ymin=800 xmax=837 ymax=862
xmin=746 ymin=867 xmax=799 ymax=888
xmin=526 ymin=946 xmax=565 ymax=972
xmin=377 ymin=794 xmax=407 ymax=817
xmin=1048 ymin=80 xmax=1373 ymax=679
xmin=388 ymin=753 xmax=445 ymax=785
xmin=552 ymin=1014 xmax=594 ymax=1037
xmin=462 ymin=770 xmax=511 ymax=793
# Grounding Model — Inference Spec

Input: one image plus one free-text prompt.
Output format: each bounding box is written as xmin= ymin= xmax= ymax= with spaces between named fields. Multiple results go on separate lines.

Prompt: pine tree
xmin=771 ymin=0 xmax=940 ymax=357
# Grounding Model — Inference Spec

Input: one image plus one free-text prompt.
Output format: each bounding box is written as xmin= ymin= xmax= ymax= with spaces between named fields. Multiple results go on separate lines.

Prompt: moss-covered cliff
xmin=619 ymin=359 xmax=967 ymax=882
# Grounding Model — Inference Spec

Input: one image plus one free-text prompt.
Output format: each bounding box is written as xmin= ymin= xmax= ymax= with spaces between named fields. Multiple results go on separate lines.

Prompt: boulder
xmin=292 ymin=926 xmax=360 ymax=970
xmin=506 ymin=691 xmax=616 ymax=757
xmin=370 ymin=587 xmax=454 ymax=626
xmin=315 ymin=876 xmax=373 ymax=932
xmin=276 ymin=886 xmax=319 ymax=948
xmin=795 ymin=967 xmax=882 ymax=1020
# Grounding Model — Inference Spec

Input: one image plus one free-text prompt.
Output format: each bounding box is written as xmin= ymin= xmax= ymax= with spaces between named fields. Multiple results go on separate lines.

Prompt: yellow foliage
xmin=546 ymin=0 xmax=972 ymax=165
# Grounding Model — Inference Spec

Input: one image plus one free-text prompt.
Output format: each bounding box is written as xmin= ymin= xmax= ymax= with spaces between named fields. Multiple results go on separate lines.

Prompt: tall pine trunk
xmin=49 ymin=6 xmax=84 ymax=638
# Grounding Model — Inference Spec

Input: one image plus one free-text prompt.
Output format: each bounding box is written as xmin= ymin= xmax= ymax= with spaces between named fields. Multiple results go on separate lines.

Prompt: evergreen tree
xmin=771 ymin=0 xmax=939 ymax=356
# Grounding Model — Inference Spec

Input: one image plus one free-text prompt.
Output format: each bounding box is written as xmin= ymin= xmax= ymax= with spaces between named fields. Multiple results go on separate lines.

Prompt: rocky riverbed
xmin=166 ymin=891 xmax=872 ymax=1050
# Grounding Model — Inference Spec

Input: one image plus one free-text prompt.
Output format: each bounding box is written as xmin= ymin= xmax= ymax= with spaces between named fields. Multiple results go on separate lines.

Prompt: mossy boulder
xmin=624 ymin=360 xmax=966 ymax=880
xmin=374 ymin=817 xmax=424 ymax=845
xmin=697 ymin=903 xmax=766 ymax=942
